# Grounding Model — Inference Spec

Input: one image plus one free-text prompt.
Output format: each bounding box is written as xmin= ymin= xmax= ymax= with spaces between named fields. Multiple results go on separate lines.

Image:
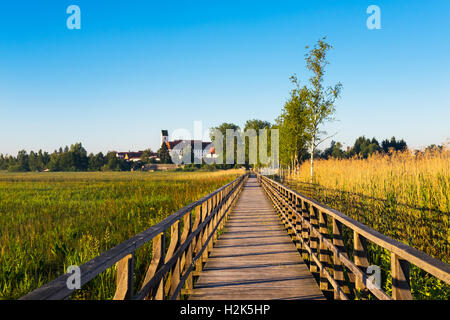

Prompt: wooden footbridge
xmin=22 ymin=173 xmax=450 ymax=300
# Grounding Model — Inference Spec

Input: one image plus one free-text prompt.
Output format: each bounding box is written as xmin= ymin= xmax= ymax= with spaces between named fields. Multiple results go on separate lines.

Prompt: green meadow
xmin=0 ymin=170 xmax=243 ymax=299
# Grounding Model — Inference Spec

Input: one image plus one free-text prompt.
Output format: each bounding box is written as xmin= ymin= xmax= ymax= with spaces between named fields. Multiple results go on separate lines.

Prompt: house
xmin=160 ymin=130 xmax=217 ymax=160
xmin=116 ymin=151 xmax=158 ymax=162
xmin=115 ymin=129 xmax=217 ymax=164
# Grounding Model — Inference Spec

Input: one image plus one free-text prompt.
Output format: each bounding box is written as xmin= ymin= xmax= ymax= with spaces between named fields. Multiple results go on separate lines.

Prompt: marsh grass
xmin=0 ymin=170 xmax=243 ymax=299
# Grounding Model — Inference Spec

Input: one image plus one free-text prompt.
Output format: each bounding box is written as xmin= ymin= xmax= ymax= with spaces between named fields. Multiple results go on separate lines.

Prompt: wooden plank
xmin=391 ymin=252 xmax=413 ymax=300
xmin=319 ymin=210 xmax=330 ymax=291
xmin=189 ymin=177 xmax=324 ymax=300
xmin=140 ymin=233 xmax=165 ymax=300
xmin=353 ymin=231 xmax=369 ymax=298
xmin=309 ymin=205 xmax=319 ymax=275
xmin=332 ymin=218 xmax=351 ymax=299
xmin=301 ymin=200 xmax=310 ymax=261
xmin=113 ymin=253 xmax=134 ymax=300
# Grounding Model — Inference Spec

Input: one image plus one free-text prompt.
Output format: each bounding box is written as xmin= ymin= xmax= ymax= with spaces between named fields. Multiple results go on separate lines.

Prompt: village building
xmin=115 ymin=130 xmax=216 ymax=163
xmin=116 ymin=151 xmax=158 ymax=162
xmin=160 ymin=130 xmax=217 ymax=161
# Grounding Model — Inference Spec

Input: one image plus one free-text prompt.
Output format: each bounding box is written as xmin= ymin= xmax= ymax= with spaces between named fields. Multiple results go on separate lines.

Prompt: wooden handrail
xmin=21 ymin=174 xmax=248 ymax=300
xmin=257 ymin=173 xmax=450 ymax=300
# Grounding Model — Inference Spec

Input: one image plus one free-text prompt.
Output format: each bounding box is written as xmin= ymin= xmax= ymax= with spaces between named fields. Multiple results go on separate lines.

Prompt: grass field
xmin=0 ymin=170 xmax=243 ymax=299
xmin=285 ymin=149 xmax=449 ymax=299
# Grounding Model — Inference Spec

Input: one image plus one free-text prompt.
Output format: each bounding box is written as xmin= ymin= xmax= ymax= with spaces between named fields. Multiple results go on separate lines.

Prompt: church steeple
xmin=160 ymin=130 xmax=169 ymax=147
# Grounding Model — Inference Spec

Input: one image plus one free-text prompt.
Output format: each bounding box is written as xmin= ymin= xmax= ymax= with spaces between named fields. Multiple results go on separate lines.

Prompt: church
xmin=160 ymin=130 xmax=216 ymax=161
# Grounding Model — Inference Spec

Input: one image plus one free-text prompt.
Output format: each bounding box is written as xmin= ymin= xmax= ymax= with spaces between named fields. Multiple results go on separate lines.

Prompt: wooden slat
xmin=113 ymin=253 xmax=134 ymax=300
xmin=353 ymin=231 xmax=369 ymax=297
xmin=319 ymin=210 xmax=330 ymax=291
xmin=332 ymin=218 xmax=351 ymax=299
xmin=309 ymin=205 xmax=319 ymax=275
xmin=301 ymin=200 xmax=310 ymax=262
xmin=391 ymin=252 xmax=413 ymax=300
xmin=140 ymin=233 xmax=165 ymax=300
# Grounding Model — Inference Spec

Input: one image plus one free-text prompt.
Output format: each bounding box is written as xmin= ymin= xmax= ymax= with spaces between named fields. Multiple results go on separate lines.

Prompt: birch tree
xmin=302 ymin=37 xmax=342 ymax=181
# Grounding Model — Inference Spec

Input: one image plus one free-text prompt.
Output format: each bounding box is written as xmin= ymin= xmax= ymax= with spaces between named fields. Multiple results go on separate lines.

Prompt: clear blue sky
xmin=1 ymin=0 xmax=449 ymax=155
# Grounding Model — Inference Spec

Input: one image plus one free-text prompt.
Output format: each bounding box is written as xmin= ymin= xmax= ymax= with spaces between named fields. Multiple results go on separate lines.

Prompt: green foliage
xmin=321 ymin=140 xmax=345 ymax=159
xmin=275 ymin=82 xmax=309 ymax=168
xmin=210 ymin=122 xmax=240 ymax=168
xmin=347 ymin=136 xmax=382 ymax=158
xmin=243 ymin=119 xmax=272 ymax=168
xmin=210 ymin=121 xmax=274 ymax=169
xmin=157 ymin=142 xmax=172 ymax=164
xmin=88 ymin=152 xmax=105 ymax=171
xmin=0 ymin=144 xmax=148 ymax=173
xmin=316 ymin=136 xmax=410 ymax=160
xmin=382 ymin=137 xmax=408 ymax=153
xmin=140 ymin=149 xmax=155 ymax=164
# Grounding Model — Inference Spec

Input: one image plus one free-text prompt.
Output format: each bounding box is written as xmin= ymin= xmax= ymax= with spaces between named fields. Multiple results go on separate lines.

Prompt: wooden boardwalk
xmin=189 ymin=177 xmax=325 ymax=300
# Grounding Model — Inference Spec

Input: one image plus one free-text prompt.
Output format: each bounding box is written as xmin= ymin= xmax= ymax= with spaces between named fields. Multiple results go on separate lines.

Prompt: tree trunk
xmin=310 ymin=136 xmax=315 ymax=183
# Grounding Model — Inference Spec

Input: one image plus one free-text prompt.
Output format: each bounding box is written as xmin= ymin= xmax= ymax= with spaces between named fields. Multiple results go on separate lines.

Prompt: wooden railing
xmin=21 ymin=174 xmax=248 ymax=300
xmin=257 ymin=173 xmax=450 ymax=300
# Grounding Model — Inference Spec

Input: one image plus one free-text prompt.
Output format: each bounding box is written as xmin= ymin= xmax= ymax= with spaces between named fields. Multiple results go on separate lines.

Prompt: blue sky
xmin=0 ymin=0 xmax=449 ymax=155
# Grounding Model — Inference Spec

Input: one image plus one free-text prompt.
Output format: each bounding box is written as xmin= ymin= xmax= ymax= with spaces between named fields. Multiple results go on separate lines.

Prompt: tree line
xmin=0 ymin=143 xmax=174 ymax=172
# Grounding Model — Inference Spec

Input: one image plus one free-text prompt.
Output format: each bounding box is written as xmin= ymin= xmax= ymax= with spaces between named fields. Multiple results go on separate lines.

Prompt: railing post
xmin=141 ymin=232 xmax=165 ymax=300
xmin=353 ymin=231 xmax=369 ymax=298
xmin=194 ymin=205 xmax=204 ymax=276
xmin=180 ymin=211 xmax=192 ymax=297
xmin=286 ymin=191 xmax=294 ymax=237
xmin=114 ymin=253 xmax=134 ymax=300
xmin=207 ymin=197 xmax=214 ymax=254
xmin=183 ymin=240 xmax=194 ymax=296
xmin=319 ymin=210 xmax=330 ymax=291
xmin=165 ymin=220 xmax=180 ymax=297
xmin=201 ymin=201 xmax=209 ymax=263
xmin=301 ymin=200 xmax=310 ymax=262
xmin=279 ymin=187 xmax=286 ymax=225
xmin=293 ymin=196 xmax=302 ymax=250
xmin=391 ymin=253 xmax=413 ymax=300
xmin=332 ymin=218 xmax=351 ymax=299
xmin=309 ymin=205 xmax=319 ymax=276
xmin=212 ymin=193 xmax=219 ymax=244
xmin=218 ymin=190 xmax=225 ymax=230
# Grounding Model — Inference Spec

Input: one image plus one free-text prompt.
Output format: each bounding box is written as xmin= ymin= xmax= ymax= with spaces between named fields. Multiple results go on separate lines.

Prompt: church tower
xmin=160 ymin=130 xmax=169 ymax=147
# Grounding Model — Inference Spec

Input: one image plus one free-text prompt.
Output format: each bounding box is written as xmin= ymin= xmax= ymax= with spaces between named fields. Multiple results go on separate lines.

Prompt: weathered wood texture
xmin=189 ymin=177 xmax=324 ymax=300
